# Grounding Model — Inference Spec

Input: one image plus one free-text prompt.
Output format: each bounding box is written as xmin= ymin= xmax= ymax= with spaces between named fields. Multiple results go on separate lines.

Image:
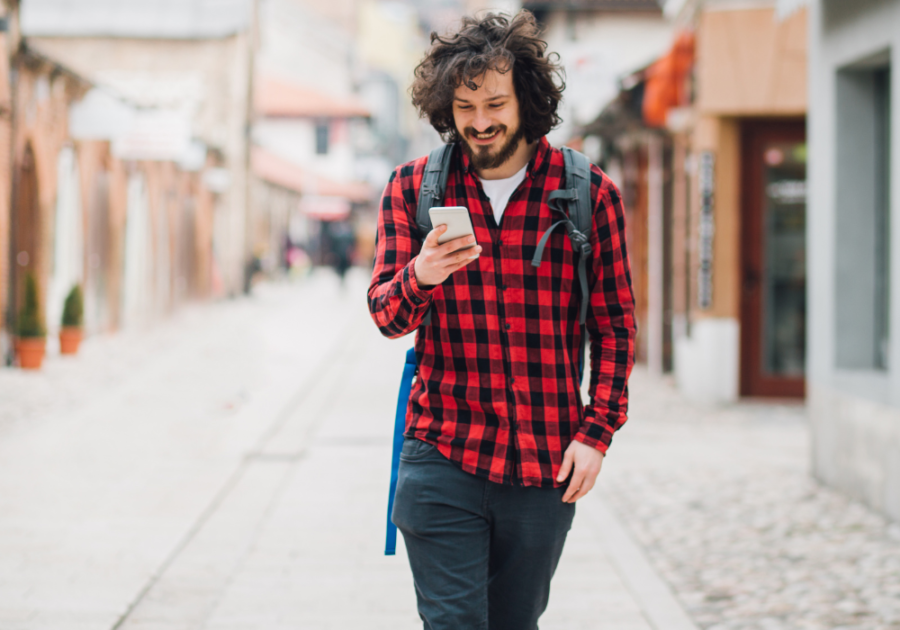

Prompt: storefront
xmin=675 ymin=2 xmax=808 ymax=402
xmin=582 ymin=1 xmax=808 ymax=403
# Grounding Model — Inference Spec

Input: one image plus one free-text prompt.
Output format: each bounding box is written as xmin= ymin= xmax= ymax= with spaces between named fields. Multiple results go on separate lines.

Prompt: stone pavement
xmin=0 ymin=268 xmax=694 ymax=630
xmin=4 ymin=267 xmax=895 ymax=630
xmin=601 ymin=371 xmax=900 ymax=630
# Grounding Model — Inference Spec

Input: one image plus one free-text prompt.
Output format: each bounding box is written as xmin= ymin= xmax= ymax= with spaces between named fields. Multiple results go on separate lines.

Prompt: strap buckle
xmin=569 ymin=230 xmax=592 ymax=257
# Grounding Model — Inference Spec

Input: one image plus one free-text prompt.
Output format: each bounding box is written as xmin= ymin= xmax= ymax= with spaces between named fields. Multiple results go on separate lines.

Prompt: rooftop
xmin=255 ymin=76 xmax=370 ymax=119
xmin=522 ymin=0 xmax=662 ymax=11
xmin=20 ymin=0 xmax=252 ymax=39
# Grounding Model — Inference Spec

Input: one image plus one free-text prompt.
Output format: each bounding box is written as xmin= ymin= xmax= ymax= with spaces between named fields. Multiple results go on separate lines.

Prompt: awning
xmin=299 ymin=196 xmax=351 ymax=221
xmin=642 ymin=31 xmax=694 ymax=128
xmin=251 ymin=147 xmax=372 ymax=204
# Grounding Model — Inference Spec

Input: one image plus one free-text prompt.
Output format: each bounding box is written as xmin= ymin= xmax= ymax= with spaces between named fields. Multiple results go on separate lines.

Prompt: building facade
xmin=585 ymin=0 xmax=808 ymax=402
xmin=808 ymin=0 xmax=899 ymax=520
xmin=1 ymin=0 xmax=256 ymax=365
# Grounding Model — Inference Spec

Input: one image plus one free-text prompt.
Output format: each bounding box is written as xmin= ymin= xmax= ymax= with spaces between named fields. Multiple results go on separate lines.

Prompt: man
xmin=367 ymin=11 xmax=635 ymax=629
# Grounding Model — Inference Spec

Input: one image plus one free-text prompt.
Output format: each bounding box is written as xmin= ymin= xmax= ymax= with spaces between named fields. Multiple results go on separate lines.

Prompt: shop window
xmin=835 ymin=59 xmax=892 ymax=370
xmin=315 ymin=122 xmax=329 ymax=155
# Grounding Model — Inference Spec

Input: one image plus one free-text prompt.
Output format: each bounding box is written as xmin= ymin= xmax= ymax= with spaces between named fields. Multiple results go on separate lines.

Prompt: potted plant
xmin=59 ymin=284 xmax=84 ymax=355
xmin=15 ymin=274 xmax=47 ymax=370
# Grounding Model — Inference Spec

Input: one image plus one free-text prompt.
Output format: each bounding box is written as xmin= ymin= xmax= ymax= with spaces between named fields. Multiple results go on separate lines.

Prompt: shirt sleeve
xmin=576 ymin=172 xmax=637 ymax=453
xmin=367 ymin=167 xmax=437 ymax=339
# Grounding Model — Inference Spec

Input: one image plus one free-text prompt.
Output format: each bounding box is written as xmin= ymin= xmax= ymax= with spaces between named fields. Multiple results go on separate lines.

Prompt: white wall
xmin=674 ymin=318 xmax=740 ymax=404
xmin=808 ymin=0 xmax=900 ymax=519
xmin=253 ymin=118 xmax=357 ymax=184
xmin=47 ymin=146 xmax=83 ymax=346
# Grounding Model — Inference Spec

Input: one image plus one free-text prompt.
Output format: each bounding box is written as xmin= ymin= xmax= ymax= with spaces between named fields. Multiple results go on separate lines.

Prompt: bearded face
xmin=452 ymin=69 xmax=527 ymax=174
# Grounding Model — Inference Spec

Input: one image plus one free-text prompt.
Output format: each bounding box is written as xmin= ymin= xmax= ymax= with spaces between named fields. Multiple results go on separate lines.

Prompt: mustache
xmin=464 ymin=125 xmax=506 ymax=138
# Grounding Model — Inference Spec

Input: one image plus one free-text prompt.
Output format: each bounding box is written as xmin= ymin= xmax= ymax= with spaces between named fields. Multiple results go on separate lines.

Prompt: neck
xmin=476 ymin=139 xmax=537 ymax=180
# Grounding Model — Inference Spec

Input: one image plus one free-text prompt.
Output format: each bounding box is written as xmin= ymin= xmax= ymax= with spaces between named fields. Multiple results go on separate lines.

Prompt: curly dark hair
xmin=410 ymin=11 xmax=565 ymax=145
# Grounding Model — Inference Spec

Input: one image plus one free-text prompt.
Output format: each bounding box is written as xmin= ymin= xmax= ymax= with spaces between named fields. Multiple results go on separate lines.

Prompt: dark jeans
xmin=392 ymin=438 xmax=575 ymax=630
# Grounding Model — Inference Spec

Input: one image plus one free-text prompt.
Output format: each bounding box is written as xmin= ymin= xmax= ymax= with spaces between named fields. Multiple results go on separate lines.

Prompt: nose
xmin=472 ymin=108 xmax=492 ymax=132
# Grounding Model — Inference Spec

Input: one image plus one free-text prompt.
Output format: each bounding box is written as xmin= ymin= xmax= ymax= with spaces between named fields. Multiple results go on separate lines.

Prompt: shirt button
xmin=500 ymin=284 xmax=507 ymax=291
xmin=504 ymin=323 xmax=511 ymax=331
xmin=510 ymin=377 xmax=516 ymax=384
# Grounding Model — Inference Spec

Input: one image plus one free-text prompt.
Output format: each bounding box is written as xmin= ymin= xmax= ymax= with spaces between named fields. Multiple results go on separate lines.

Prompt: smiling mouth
xmin=472 ymin=129 xmax=500 ymax=142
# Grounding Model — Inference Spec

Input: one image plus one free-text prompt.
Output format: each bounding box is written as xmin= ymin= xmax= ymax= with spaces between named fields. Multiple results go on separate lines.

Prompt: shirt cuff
xmin=574 ymin=415 xmax=614 ymax=454
xmin=401 ymin=257 xmax=437 ymax=307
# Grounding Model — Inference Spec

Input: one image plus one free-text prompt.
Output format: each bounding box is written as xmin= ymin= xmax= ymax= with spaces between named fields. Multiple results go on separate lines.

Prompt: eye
xmin=457 ymin=104 xmax=473 ymax=111
xmin=489 ymin=103 xmax=504 ymax=109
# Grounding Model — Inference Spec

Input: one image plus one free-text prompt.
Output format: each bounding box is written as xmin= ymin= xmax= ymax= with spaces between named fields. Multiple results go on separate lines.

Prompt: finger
xmin=424 ymin=225 xmax=448 ymax=248
xmin=437 ymin=234 xmax=476 ymax=256
xmin=556 ymin=447 xmax=574 ymax=484
xmin=439 ymin=245 xmax=481 ymax=270
xmin=441 ymin=249 xmax=481 ymax=275
xmin=562 ymin=466 xmax=587 ymax=503
xmin=568 ymin=470 xmax=599 ymax=503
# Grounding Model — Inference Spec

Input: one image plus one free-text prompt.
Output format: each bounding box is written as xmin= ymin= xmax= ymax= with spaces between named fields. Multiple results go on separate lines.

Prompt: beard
xmin=460 ymin=124 xmax=525 ymax=171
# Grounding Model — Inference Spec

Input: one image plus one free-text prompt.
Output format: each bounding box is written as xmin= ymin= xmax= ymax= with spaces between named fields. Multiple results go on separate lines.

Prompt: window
xmin=315 ymin=122 xmax=329 ymax=155
xmin=874 ymin=68 xmax=891 ymax=369
xmin=835 ymin=58 xmax=892 ymax=370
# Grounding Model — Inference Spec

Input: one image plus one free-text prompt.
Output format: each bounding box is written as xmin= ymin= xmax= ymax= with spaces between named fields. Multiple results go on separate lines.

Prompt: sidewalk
xmin=0 ymin=268 xmax=693 ymax=630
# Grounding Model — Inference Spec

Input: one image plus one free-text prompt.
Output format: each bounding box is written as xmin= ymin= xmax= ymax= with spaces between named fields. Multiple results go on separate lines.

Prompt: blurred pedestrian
xmin=330 ymin=221 xmax=355 ymax=284
xmin=367 ymin=11 xmax=636 ymax=630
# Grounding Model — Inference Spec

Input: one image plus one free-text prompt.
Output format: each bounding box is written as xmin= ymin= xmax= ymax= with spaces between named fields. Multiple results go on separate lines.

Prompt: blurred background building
xmin=0 ymin=0 xmax=897 ymax=521
xmin=807 ymin=0 xmax=898 ymax=521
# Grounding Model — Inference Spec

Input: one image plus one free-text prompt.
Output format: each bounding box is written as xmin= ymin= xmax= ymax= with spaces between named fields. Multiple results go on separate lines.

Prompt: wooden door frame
xmin=739 ymin=119 xmax=806 ymax=398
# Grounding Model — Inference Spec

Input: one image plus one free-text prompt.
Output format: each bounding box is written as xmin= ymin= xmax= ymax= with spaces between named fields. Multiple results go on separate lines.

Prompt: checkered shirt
xmin=368 ymin=137 xmax=636 ymax=487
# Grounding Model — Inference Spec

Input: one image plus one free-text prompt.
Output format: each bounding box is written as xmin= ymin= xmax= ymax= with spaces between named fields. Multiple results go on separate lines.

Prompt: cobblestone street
xmin=0 ymin=269 xmax=897 ymax=630
xmin=603 ymin=373 xmax=900 ymax=630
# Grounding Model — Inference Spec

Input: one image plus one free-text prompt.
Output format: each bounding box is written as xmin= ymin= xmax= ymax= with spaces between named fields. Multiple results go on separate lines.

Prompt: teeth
xmin=475 ymin=131 xmax=498 ymax=139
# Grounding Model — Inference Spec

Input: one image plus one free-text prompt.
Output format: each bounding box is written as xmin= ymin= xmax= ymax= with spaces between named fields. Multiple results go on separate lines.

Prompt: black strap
xmin=415 ymin=144 xmax=454 ymax=326
xmin=416 ymin=144 xmax=454 ymax=238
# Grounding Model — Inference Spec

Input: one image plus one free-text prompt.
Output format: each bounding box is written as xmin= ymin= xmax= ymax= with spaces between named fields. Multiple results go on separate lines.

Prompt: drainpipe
xmin=3 ymin=0 xmax=19 ymax=365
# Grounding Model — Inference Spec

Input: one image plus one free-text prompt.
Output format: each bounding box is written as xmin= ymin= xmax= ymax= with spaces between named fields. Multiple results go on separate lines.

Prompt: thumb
xmin=556 ymin=446 xmax=574 ymax=483
xmin=425 ymin=224 xmax=447 ymax=248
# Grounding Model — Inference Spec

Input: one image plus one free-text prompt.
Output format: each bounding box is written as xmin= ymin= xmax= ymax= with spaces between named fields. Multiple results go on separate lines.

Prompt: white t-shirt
xmin=478 ymin=164 xmax=528 ymax=226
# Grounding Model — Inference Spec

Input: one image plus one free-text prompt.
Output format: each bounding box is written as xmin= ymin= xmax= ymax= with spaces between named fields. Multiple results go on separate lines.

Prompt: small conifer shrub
xmin=61 ymin=284 xmax=84 ymax=328
xmin=16 ymin=274 xmax=46 ymax=338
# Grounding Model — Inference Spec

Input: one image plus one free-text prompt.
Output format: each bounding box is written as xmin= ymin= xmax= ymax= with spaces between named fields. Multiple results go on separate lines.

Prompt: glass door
xmin=740 ymin=121 xmax=806 ymax=397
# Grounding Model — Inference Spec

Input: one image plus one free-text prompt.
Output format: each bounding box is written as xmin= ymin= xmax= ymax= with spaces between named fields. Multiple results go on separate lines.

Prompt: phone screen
xmin=429 ymin=206 xmax=476 ymax=250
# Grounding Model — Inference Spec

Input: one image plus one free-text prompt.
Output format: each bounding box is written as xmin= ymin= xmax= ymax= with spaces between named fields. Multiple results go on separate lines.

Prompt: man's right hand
xmin=414 ymin=225 xmax=483 ymax=287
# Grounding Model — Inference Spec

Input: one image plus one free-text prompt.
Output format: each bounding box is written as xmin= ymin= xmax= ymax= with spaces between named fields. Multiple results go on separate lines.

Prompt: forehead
xmin=454 ymin=68 xmax=514 ymax=102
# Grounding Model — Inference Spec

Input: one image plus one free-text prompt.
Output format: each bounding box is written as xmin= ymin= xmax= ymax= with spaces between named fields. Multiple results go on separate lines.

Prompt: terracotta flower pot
xmin=59 ymin=327 xmax=83 ymax=355
xmin=16 ymin=337 xmax=46 ymax=370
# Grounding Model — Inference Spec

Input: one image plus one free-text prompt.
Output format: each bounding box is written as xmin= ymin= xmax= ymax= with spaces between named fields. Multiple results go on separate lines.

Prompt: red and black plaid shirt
xmin=368 ymin=137 xmax=636 ymax=487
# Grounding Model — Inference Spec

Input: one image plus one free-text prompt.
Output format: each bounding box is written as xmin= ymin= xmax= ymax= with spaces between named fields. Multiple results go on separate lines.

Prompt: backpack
xmin=384 ymin=143 xmax=594 ymax=555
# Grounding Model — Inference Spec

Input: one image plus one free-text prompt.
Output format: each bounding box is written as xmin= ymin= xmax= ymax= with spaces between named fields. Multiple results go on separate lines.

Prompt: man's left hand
xmin=557 ymin=440 xmax=605 ymax=503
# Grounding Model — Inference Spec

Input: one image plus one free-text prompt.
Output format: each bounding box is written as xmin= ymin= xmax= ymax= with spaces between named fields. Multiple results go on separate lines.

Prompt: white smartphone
xmin=428 ymin=206 xmax=476 ymax=251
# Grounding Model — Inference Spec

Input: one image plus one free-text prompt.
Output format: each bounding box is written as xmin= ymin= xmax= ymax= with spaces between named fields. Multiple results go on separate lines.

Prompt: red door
xmin=740 ymin=120 xmax=807 ymax=398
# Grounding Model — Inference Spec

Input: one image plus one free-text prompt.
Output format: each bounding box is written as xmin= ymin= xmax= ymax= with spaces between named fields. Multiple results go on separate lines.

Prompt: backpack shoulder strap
xmin=532 ymin=146 xmax=596 ymax=326
xmin=414 ymin=143 xmax=453 ymax=327
xmin=415 ymin=143 xmax=454 ymax=239
xmin=561 ymin=147 xmax=593 ymax=240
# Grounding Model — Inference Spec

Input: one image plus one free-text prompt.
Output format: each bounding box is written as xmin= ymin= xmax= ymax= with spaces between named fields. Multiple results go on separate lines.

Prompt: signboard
xmin=697 ymin=151 xmax=715 ymax=310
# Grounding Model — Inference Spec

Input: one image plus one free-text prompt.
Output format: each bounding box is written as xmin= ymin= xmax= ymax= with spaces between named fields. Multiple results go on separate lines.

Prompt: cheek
xmin=453 ymin=111 xmax=472 ymax=131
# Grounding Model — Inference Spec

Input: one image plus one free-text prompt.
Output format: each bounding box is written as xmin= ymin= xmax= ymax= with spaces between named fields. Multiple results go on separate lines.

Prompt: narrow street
xmin=1 ymin=269 xmax=897 ymax=630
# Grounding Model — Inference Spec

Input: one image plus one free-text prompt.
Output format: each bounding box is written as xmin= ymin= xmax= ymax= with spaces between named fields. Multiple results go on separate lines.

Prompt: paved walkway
xmin=0 ymin=269 xmax=694 ymax=630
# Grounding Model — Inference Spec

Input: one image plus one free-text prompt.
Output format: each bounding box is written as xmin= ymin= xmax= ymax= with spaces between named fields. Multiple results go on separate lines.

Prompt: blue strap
xmin=385 ymin=347 xmax=417 ymax=555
